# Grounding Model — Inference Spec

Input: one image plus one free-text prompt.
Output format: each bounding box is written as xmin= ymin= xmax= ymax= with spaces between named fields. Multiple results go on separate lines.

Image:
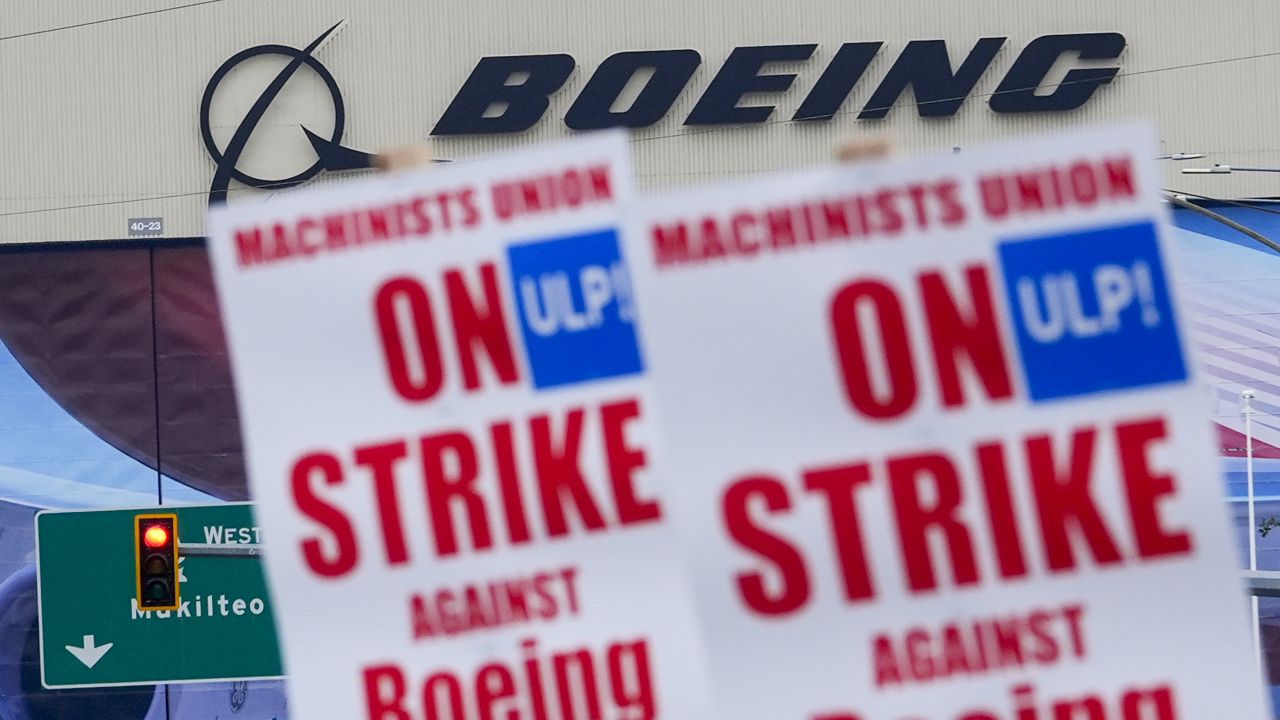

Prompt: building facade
xmin=2 ymin=0 xmax=1279 ymax=243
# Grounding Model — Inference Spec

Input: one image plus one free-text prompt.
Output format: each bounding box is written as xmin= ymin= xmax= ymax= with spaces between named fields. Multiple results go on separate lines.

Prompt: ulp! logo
xmin=200 ymin=22 xmax=374 ymax=204
xmin=507 ymin=229 xmax=645 ymax=390
xmin=998 ymin=221 xmax=1187 ymax=402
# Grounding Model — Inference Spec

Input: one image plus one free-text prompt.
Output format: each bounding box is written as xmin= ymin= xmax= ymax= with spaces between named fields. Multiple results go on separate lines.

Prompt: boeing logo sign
xmin=200 ymin=22 xmax=375 ymax=204
xmin=431 ymin=33 xmax=1126 ymax=135
xmin=199 ymin=30 xmax=1125 ymax=198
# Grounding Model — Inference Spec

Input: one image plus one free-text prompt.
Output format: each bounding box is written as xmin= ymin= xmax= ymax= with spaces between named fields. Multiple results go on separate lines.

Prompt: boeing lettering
xmin=432 ymin=33 xmax=1126 ymax=135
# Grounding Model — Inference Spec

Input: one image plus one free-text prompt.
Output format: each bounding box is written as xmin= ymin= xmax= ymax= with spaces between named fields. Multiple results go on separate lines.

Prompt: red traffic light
xmin=143 ymin=524 xmax=169 ymax=548
xmin=135 ymin=513 xmax=179 ymax=611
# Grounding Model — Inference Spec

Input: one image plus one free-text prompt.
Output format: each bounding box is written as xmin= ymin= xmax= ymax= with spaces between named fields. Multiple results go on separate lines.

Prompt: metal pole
xmin=179 ymin=543 xmax=262 ymax=558
xmin=1163 ymin=195 xmax=1280 ymax=254
xmin=1245 ymin=570 xmax=1280 ymax=597
xmin=1244 ymin=389 xmax=1262 ymax=679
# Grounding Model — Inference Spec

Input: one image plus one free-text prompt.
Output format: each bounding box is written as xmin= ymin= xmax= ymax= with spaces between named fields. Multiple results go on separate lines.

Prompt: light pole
xmin=1182 ymin=164 xmax=1280 ymax=174
xmin=1243 ymin=388 xmax=1263 ymax=679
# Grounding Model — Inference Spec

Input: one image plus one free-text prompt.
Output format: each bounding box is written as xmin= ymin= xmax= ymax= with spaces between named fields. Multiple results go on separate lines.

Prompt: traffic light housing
xmin=135 ymin=514 xmax=179 ymax=611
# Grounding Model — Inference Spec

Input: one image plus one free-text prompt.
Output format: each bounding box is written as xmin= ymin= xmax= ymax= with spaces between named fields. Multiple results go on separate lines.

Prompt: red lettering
xmin=803 ymin=464 xmax=876 ymax=602
xmin=560 ymin=566 xmax=581 ymax=615
xmin=1117 ymin=418 xmax=1192 ymax=559
xmin=375 ymin=277 xmax=446 ymax=403
xmin=941 ymin=624 xmax=972 ymax=674
xmin=976 ymin=442 xmax=1027 ymax=579
xmin=888 ymin=453 xmax=979 ymax=592
xmin=476 ymin=663 xmax=516 ymax=720
xmin=905 ymin=628 xmax=934 ymax=679
xmin=363 ymin=664 xmax=411 ymax=720
xmin=587 ymin=165 xmax=614 ymax=200
xmin=872 ymin=634 xmax=903 ymax=688
xmin=699 ymin=217 xmax=728 ymax=260
xmin=291 ymin=452 xmax=359 ymax=578
xmin=354 ymin=440 xmax=411 ymax=566
xmin=937 ymin=180 xmax=966 ymax=226
xmin=560 ymin=170 xmax=585 ymax=206
xmin=269 ymin=223 xmax=292 ymax=261
xmin=1104 ymin=157 xmax=1136 ymax=197
xmin=363 ymin=211 xmax=392 ymax=245
xmin=992 ymin=617 xmax=1023 ymax=665
xmin=606 ymin=639 xmax=655 ymax=719
xmin=1027 ymin=428 xmax=1123 ymax=571
xmin=918 ymin=266 xmax=1013 ymax=408
xmin=723 ymin=476 xmax=811 ymax=616
xmin=522 ymin=638 xmax=551 ymax=720
xmin=1070 ymin=163 xmax=1100 ymax=204
xmin=235 ymin=227 xmax=265 ymax=268
xmin=444 ymin=263 xmax=520 ymax=392
xmin=979 ymin=176 xmax=1010 ymax=219
xmin=873 ymin=190 xmax=903 ymax=234
xmin=324 ymin=213 xmax=349 ymax=249
xmin=520 ymin=180 xmax=544 ymax=214
xmin=732 ymin=212 xmax=762 ymax=255
xmin=422 ymin=431 xmax=491 ymax=556
xmin=830 ymin=280 xmax=917 ymax=420
xmin=906 ymin=185 xmax=929 ymax=228
xmin=765 ymin=208 xmax=796 ymax=249
xmin=651 ymin=223 xmax=690 ymax=266
xmin=406 ymin=197 xmax=433 ymax=236
xmin=1016 ymin=172 xmax=1046 ymax=210
xmin=822 ymin=201 xmax=852 ymax=238
xmin=459 ymin=188 xmax=481 ymax=227
xmin=411 ymin=594 xmax=438 ymax=639
xmin=423 ymin=672 xmax=466 ymax=719
xmin=601 ymin=399 xmax=662 ymax=526
xmin=553 ymin=650 xmax=603 ymax=719
xmin=1026 ymin=610 xmax=1059 ymax=663
xmin=491 ymin=421 xmax=532 ymax=545
xmin=1062 ymin=603 xmax=1086 ymax=658
xmin=532 ymin=409 xmax=607 ymax=537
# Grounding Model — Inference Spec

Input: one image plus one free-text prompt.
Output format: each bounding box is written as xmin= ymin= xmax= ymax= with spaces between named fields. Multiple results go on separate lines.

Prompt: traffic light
xmin=135 ymin=513 xmax=179 ymax=611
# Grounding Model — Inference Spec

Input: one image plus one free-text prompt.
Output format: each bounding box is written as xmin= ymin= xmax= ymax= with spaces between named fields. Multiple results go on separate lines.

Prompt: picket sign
xmin=209 ymin=123 xmax=1265 ymax=720
xmin=207 ymin=132 xmax=714 ymax=720
xmin=619 ymin=124 xmax=1269 ymax=720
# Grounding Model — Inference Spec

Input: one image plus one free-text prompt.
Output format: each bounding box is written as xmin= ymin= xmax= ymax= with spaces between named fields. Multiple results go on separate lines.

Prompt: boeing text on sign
xmin=620 ymin=125 xmax=1266 ymax=720
xmin=207 ymin=132 xmax=714 ymax=720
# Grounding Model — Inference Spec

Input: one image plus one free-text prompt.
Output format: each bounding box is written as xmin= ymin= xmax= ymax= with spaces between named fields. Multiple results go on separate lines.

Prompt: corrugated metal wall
xmin=1 ymin=0 xmax=1278 ymax=243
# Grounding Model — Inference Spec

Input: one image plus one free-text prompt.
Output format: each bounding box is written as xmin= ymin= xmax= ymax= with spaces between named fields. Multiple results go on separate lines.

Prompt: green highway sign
xmin=36 ymin=503 xmax=284 ymax=688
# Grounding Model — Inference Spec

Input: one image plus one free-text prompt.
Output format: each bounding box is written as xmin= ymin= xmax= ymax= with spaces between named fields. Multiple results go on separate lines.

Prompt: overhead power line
xmin=632 ymin=48 xmax=1280 ymax=143
xmin=0 ymin=0 xmax=233 ymax=43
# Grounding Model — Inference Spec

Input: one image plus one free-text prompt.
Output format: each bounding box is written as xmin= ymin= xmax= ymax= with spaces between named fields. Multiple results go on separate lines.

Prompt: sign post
xmin=36 ymin=503 xmax=282 ymax=688
xmin=621 ymin=125 xmax=1270 ymax=719
xmin=206 ymin=132 xmax=714 ymax=720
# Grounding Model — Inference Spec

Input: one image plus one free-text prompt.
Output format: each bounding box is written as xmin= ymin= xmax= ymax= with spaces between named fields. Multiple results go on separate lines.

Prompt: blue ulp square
xmin=506 ymin=229 xmax=644 ymax=390
xmin=996 ymin=221 xmax=1187 ymax=402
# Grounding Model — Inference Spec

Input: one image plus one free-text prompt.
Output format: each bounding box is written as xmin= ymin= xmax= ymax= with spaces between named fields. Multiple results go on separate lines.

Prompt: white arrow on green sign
xmin=36 ymin=503 xmax=283 ymax=688
xmin=65 ymin=635 xmax=113 ymax=668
